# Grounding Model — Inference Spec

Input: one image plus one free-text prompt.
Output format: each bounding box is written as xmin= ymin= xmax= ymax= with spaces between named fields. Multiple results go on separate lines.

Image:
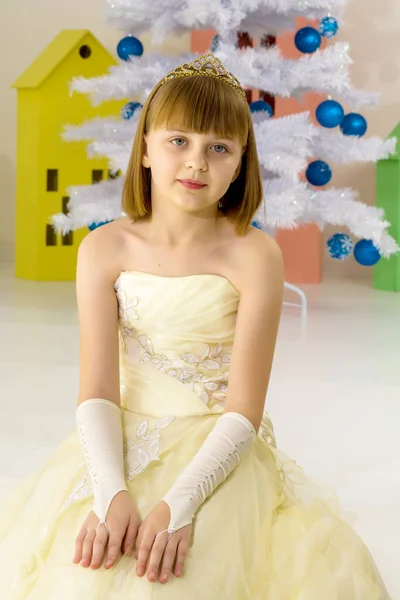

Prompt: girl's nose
xmin=185 ymin=153 xmax=207 ymax=171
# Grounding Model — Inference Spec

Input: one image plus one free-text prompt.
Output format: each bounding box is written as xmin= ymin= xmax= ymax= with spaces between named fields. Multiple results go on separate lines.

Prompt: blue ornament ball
xmin=340 ymin=113 xmax=368 ymax=137
xmin=121 ymin=101 xmax=143 ymax=120
xmin=327 ymin=233 xmax=354 ymax=260
xmin=249 ymin=100 xmax=274 ymax=117
xmin=294 ymin=27 xmax=321 ymax=54
xmin=117 ymin=36 xmax=143 ymax=61
xmin=306 ymin=160 xmax=332 ymax=186
xmin=353 ymin=239 xmax=381 ymax=266
xmin=211 ymin=34 xmax=220 ymax=52
xmin=251 ymin=220 xmax=264 ymax=230
xmin=88 ymin=221 xmax=112 ymax=232
xmin=316 ymin=100 xmax=344 ymax=128
xmin=319 ymin=16 xmax=339 ymax=38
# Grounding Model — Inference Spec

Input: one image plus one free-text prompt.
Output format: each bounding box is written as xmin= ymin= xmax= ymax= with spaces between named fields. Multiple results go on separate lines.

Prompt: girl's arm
xmin=75 ymin=227 xmax=128 ymax=527
xmin=221 ymin=231 xmax=284 ymax=430
xmin=162 ymin=232 xmax=284 ymax=533
xmin=76 ymin=226 xmax=121 ymax=407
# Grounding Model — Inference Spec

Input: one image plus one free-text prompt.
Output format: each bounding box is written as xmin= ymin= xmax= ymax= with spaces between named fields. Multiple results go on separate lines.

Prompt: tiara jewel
xmin=159 ymin=52 xmax=247 ymax=101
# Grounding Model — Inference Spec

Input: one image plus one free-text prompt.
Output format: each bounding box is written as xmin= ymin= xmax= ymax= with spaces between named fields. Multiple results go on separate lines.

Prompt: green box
xmin=374 ymin=122 xmax=400 ymax=291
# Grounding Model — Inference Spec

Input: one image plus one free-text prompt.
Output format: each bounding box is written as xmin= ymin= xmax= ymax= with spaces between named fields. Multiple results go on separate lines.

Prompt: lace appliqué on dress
xmin=114 ymin=284 xmax=140 ymax=352
xmin=58 ymin=463 xmax=92 ymax=516
xmin=114 ymin=281 xmax=232 ymax=408
xmin=265 ymin=441 xmax=354 ymax=525
xmin=124 ymin=415 xmax=175 ymax=479
xmin=58 ymin=416 xmax=175 ymax=515
xmin=257 ymin=414 xmax=347 ymax=521
xmin=258 ymin=412 xmax=306 ymax=504
xmin=133 ymin=334 xmax=231 ymax=408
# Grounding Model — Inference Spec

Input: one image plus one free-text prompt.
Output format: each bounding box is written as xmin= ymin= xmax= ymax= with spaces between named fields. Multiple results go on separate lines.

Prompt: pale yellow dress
xmin=0 ymin=271 xmax=391 ymax=599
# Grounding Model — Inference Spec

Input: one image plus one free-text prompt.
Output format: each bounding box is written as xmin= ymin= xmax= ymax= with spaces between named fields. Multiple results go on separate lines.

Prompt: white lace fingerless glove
xmin=76 ymin=398 xmax=128 ymax=528
xmin=162 ymin=412 xmax=256 ymax=533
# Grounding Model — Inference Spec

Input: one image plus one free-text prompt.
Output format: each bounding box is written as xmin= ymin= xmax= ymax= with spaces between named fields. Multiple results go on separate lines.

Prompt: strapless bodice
xmin=114 ymin=271 xmax=240 ymax=410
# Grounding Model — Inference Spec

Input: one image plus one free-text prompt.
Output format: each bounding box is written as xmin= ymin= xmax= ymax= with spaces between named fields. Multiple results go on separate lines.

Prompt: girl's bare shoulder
xmin=77 ymin=217 xmax=135 ymax=282
xmin=219 ymin=220 xmax=279 ymax=262
xmin=210 ymin=220 xmax=281 ymax=291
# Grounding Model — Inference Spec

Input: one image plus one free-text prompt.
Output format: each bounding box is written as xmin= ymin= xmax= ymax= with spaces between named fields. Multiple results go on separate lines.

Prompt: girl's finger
xmin=174 ymin=538 xmax=190 ymax=578
xmin=89 ymin=525 xmax=109 ymax=569
xmin=146 ymin=533 xmax=168 ymax=582
xmin=122 ymin=517 xmax=139 ymax=556
xmin=72 ymin=528 xmax=87 ymax=564
xmin=105 ymin=529 xmax=126 ymax=569
xmin=136 ymin=530 xmax=154 ymax=577
xmin=134 ymin=524 xmax=144 ymax=560
xmin=80 ymin=529 xmax=97 ymax=567
xmin=159 ymin=535 xmax=179 ymax=583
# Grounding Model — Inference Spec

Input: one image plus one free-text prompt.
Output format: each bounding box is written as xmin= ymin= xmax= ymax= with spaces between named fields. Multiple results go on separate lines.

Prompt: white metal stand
xmin=283 ymin=281 xmax=307 ymax=319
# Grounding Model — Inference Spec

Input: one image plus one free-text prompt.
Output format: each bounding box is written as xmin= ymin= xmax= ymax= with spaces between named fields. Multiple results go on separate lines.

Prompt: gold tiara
xmin=159 ymin=52 xmax=247 ymax=101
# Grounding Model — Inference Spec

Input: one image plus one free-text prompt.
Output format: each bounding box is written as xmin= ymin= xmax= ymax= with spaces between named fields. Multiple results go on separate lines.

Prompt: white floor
xmin=0 ymin=262 xmax=399 ymax=598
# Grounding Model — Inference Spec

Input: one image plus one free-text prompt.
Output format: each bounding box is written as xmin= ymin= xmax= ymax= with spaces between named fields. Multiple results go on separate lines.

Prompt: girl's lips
xmin=179 ymin=180 xmax=207 ymax=189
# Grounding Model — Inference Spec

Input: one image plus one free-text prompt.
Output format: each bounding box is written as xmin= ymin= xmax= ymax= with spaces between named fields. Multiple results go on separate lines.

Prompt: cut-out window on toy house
xmin=92 ymin=170 xmax=103 ymax=183
xmin=62 ymin=196 xmax=69 ymax=214
xmin=108 ymin=169 xmax=121 ymax=180
xmin=79 ymin=45 xmax=92 ymax=59
xmin=62 ymin=196 xmax=73 ymax=246
xmin=62 ymin=231 xmax=73 ymax=246
xmin=46 ymin=224 xmax=57 ymax=246
xmin=47 ymin=169 xmax=58 ymax=191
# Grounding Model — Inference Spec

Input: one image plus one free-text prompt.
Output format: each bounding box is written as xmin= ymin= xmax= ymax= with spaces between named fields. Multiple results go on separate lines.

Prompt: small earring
xmin=218 ymin=200 xmax=223 ymax=208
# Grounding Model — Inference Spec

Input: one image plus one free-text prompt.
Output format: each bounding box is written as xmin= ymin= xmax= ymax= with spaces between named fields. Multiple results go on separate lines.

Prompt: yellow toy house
xmin=12 ymin=30 xmax=124 ymax=281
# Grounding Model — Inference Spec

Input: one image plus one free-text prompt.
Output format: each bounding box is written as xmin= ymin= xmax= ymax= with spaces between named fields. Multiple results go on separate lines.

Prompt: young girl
xmin=0 ymin=53 xmax=391 ymax=599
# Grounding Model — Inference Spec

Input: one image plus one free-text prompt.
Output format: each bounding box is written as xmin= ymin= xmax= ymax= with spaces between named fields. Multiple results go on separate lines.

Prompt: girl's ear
xmin=142 ymin=138 xmax=150 ymax=168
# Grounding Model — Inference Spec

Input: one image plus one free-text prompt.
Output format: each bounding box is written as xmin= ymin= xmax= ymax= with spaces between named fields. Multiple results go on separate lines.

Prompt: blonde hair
xmin=122 ymin=74 xmax=263 ymax=236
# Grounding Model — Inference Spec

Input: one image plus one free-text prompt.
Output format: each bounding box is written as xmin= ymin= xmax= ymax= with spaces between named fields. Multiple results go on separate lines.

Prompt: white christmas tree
xmin=51 ymin=0 xmax=399 ymax=265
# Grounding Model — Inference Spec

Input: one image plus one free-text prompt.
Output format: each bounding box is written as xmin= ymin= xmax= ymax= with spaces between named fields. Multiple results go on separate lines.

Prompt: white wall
xmin=1 ymin=0 xmax=399 ymax=281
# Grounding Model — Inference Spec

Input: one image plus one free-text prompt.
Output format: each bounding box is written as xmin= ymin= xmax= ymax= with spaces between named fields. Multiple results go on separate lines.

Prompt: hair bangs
xmin=146 ymin=76 xmax=249 ymax=147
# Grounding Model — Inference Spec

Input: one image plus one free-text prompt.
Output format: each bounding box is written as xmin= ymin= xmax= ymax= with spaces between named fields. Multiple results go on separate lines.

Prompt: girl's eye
xmin=212 ymin=144 xmax=228 ymax=154
xmin=171 ymin=138 xmax=186 ymax=146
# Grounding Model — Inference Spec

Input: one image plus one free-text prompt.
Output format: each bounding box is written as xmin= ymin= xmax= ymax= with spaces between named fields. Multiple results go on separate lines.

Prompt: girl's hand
xmin=73 ymin=490 xmax=141 ymax=569
xmin=135 ymin=501 xmax=192 ymax=584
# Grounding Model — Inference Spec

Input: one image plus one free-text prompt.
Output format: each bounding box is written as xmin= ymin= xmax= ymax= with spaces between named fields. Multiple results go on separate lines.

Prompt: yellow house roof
xmin=12 ymin=30 xmax=113 ymax=89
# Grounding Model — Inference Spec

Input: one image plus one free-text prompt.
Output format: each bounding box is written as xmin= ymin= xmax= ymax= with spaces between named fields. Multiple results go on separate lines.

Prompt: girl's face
xmin=142 ymin=125 xmax=243 ymax=214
